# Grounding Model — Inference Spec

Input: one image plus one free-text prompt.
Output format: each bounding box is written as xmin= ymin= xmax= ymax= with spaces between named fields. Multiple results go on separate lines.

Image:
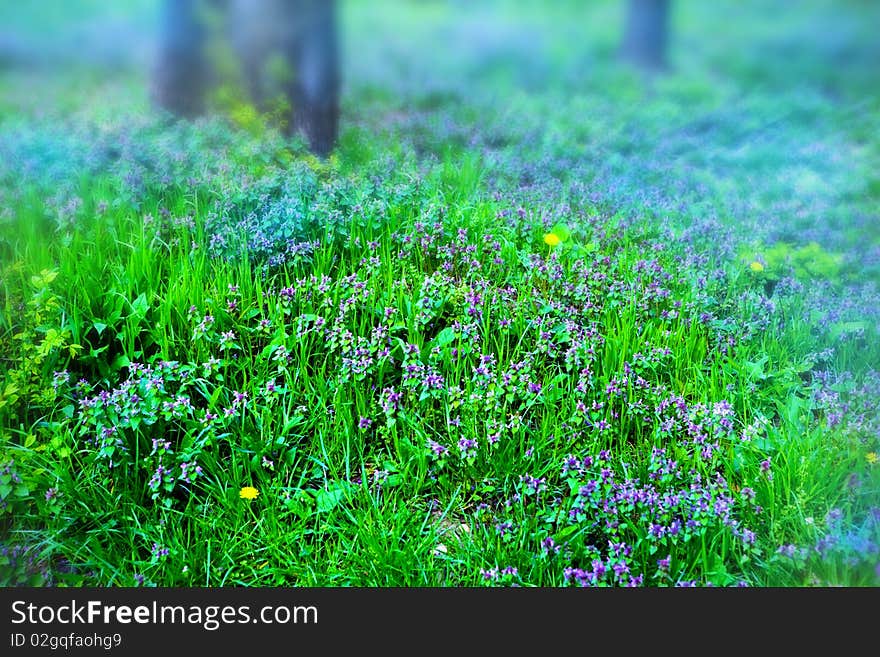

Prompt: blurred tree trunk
xmin=152 ymin=0 xmax=209 ymax=117
xmin=155 ymin=0 xmax=339 ymax=156
xmin=621 ymin=0 xmax=670 ymax=71
xmin=229 ymin=0 xmax=340 ymax=156
xmin=286 ymin=0 xmax=340 ymax=157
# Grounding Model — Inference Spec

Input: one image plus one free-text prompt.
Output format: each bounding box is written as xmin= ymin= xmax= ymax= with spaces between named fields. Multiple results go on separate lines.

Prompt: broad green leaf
xmin=315 ymin=487 xmax=346 ymax=513
xmin=550 ymin=223 xmax=571 ymax=242
xmin=130 ymin=293 xmax=149 ymax=321
xmin=430 ymin=326 xmax=457 ymax=349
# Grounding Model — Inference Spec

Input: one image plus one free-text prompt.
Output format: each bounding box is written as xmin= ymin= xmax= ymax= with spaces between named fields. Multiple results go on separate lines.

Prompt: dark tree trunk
xmin=284 ymin=0 xmax=340 ymax=157
xmin=229 ymin=0 xmax=340 ymax=156
xmin=621 ymin=0 xmax=670 ymax=71
xmin=156 ymin=0 xmax=340 ymax=156
xmin=152 ymin=0 xmax=210 ymax=117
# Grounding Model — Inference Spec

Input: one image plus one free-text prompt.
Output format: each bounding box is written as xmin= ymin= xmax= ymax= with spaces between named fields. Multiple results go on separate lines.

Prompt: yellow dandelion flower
xmin=239 ymin=486 xmax=259 ymax=500
xmin=544 ymin=233 xmax=561 ymax=247
xmin=749 ymin=261 xmax=764 ymax=272
xmin=866 ymin=452 xmax=878 ymax=465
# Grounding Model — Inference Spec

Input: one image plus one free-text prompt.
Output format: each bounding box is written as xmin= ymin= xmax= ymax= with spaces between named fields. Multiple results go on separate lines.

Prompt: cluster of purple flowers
xmin=74 ymin=360 xmax=213 ymax=501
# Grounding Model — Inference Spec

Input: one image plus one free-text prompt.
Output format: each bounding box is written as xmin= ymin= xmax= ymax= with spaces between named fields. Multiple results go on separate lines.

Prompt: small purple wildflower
xmin=427 ymin=439 xmax=448 ymax=457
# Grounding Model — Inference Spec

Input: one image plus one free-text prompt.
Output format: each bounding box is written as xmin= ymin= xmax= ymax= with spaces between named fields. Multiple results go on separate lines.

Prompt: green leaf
xmin=130 ymin=293 xmax=149 ymax=321
xmin=430 ymin=326 xmax=457 ymax=349
xmin=544 ymin=373 xmax=568 ymax=403
xmin=550 ymin=223 xmax=571 ymax=242
xmin=743 ymin=356 xmax=768 ymax=381
xmin=555 ymin=525 xmax=580 ymax=541
xmin=315 ymin=487 xmax=346 ymax=513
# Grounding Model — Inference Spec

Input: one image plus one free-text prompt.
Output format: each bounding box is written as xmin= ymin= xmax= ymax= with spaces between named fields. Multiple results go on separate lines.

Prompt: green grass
xmin=1 ymin=0 xmax=878 ymax=587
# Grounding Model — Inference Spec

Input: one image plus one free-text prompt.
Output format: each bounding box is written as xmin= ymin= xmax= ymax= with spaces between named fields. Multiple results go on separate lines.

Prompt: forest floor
xmin=1 ymin=0 xmax=878 ymax=586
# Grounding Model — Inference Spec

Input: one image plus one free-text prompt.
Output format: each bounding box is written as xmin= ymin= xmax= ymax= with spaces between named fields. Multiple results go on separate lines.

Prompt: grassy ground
xmin=1 ymin=0 xmax=878 ymax=586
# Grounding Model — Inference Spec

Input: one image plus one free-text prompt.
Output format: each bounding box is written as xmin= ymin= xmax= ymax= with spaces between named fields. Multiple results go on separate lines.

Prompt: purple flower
xmin=648 ymin=523 xmax=665 ymax=539
xmin=608 ymin=541 xmax=631 ymax=558
xmin=579 ymin=480 xmax=598 ymax=497
xmin=826 ymin=508 xmax=843 ymax=525
xmin=151 ymin=543 xmax=170 ymax=559
xmin=219 ymin=330 xmax=236 ymax=349
xmin=520 ymin=474 xmax=546 ymax=494
xmin=481 ymin=568 xmax=499 ymax=581
xmin=496 ymin=521 xmax=513 ymax=537
xmin=427 ymin=439 xmax=448 ymax=457
xmin=562 ymin=455 xmax=581 ymax=475
xmin=542 ymin=537 xmax=559 ymax=554
xmin=627 ymin=574 xmax=644 ymax=587
xmin=380 ymin=387 xmax=402 ymax=414
xmin=458 ymin=437 xmax=477 ymax=457
xmin=777 ymin=544 xmax=798 ymax=558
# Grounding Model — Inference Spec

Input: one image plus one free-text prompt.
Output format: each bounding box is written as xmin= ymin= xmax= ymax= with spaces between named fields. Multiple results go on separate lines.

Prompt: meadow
xmin=1 ymin=0 xmax=878 ymax=587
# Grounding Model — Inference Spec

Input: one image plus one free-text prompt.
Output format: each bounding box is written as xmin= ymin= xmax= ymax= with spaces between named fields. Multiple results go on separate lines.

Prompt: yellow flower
xmin=749 ymin=261 xmax=764 ymax=272
xmin=543 ymin=233 xmax=561 ymax=247
xmin=866 ymin=452 xmax=878 ymax=465
xmin=239 ymin=486 xmax=259 ymax=500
